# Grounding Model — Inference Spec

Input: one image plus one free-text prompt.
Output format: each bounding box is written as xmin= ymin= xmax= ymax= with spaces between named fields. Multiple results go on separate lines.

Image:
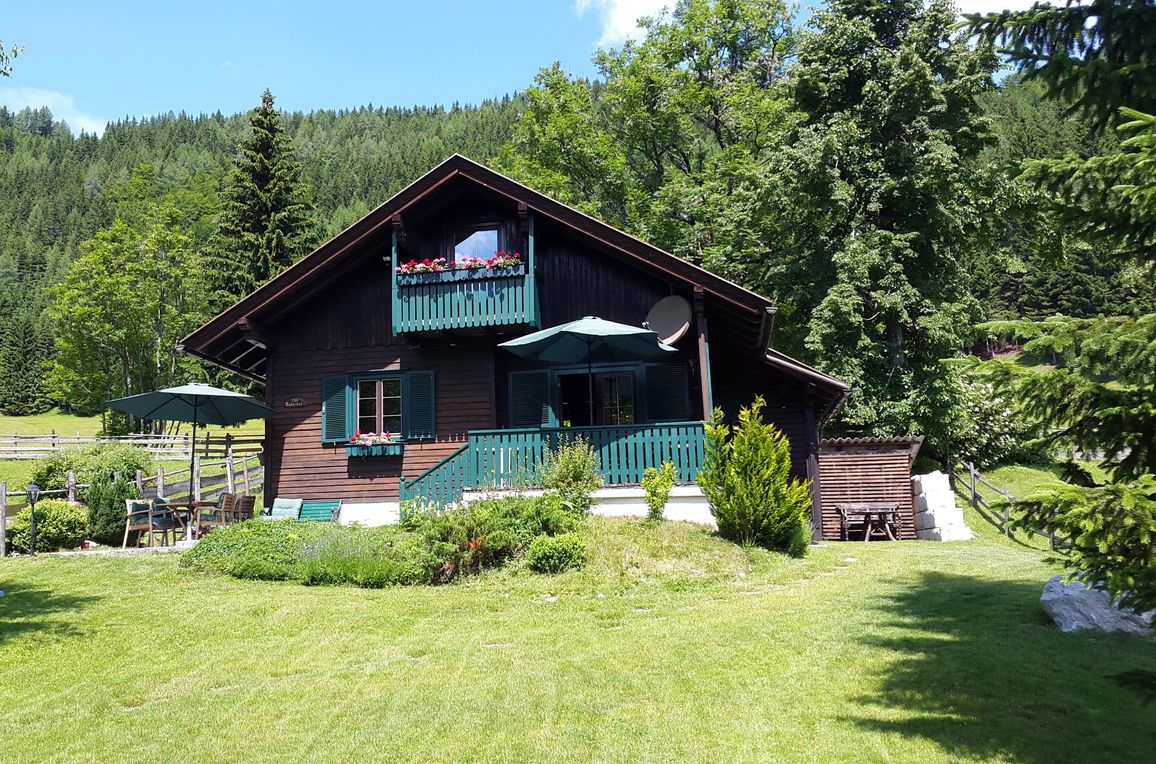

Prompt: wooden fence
xmin=950 ymin=461 xmax=1060 ymax=548
xmin=0 ymin=451 xmax=264 ymax=556
xmin=0 ymin=432 xmax=263 ymax=460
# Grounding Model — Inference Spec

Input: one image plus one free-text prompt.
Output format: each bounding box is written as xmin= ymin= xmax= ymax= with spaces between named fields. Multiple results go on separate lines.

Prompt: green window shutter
xmin=510 ymin=370 xmax=552 ymax=427
xmin=321 ymin=375 xmax=350 ymax=444
xmin=645 ymin=363 xmax=689 ymax=422
xmin=405 ymin=370 xmax=436 ymax=440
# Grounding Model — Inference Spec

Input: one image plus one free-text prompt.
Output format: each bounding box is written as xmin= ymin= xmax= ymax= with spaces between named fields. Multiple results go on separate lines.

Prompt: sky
xmin=2 ymin=0 xmax=1040 ymax=136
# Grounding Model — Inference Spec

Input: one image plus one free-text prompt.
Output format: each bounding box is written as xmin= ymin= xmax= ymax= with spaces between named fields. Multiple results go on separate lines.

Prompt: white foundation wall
xmin=456 ymin=485 xmax=717 ymax=527
xmin=337 ymin=502 xmax=400 ymax=527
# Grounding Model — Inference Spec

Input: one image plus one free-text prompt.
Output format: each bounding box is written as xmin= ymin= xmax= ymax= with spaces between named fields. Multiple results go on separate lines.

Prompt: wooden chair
xmin=197 ymin=493 xmax=237 ymax=535
xmin=123 ymin=499 xmax=152 ymax=548
xmin=235 ymin=495 xmax=256 ymax=521
xmin=148 ymin=498 xmax=182 ymax=547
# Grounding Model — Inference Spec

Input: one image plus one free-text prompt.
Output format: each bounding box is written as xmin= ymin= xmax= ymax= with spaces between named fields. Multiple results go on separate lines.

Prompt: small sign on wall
xmin=283 ymin=397 xmax=307 ymax=408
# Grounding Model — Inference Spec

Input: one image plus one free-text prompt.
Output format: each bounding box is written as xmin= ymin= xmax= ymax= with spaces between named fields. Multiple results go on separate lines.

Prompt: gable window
xmin=452 ymin=225 xmax=502 ymax=263
xmin=357 ymin=378 xmax=402 ymax=437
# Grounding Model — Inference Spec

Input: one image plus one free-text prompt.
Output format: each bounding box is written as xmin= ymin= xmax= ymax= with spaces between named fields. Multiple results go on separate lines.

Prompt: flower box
xmin=396 ymin=263 xmax=525 ymax=286
xmin=346 ymin=443 xmax=403 ymax=458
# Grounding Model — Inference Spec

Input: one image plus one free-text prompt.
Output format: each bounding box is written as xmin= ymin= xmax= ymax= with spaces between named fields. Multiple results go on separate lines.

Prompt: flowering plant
xmin=349 ymin=431 xmax=397 ymax=446
xmin=396 ymin=258 xmax=449 ymax=274
xmin=396 ymin=251 xmax=521 ymax=274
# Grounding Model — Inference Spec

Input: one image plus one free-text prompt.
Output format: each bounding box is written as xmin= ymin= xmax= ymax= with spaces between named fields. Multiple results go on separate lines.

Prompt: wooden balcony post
xmin=693 ymin=287 xmax=713 ymax=419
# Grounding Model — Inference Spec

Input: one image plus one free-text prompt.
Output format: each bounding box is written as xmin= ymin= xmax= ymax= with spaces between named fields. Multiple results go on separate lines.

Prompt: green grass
xmin=1 ymin=518 xmax=1153 ymax=762
xmin=0 ymin=409 xmax=265 ymax=438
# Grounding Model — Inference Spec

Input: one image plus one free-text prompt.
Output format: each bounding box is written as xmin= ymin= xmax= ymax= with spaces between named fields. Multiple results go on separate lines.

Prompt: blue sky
xmin=2 ymin=0 xmax=1028 ymax=135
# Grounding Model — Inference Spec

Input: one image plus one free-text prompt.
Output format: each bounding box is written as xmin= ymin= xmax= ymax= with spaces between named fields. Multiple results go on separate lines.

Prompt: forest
xmin=0 ymin=0 xmax=1152 ymax=475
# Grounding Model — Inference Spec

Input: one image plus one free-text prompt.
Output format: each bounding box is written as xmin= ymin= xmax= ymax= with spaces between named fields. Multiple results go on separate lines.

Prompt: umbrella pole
xmin=187 ymin=408 xmax=198 ymax=542
xmin=587 ymin=359 xmax=594 ymax=426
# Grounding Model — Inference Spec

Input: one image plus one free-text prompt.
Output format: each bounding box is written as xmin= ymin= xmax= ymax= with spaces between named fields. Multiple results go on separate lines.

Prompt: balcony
xmin=392 ymin=263 xmax=539 ymax=334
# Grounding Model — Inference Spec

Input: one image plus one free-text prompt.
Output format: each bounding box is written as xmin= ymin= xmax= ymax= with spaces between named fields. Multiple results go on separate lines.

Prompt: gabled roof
xmin=181 ymin=154 xmax=849 ymax=405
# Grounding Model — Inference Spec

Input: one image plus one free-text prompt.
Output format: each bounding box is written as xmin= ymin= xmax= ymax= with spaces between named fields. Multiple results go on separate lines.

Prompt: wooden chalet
xmin=181 ymin=155 xmax=852 ymax=535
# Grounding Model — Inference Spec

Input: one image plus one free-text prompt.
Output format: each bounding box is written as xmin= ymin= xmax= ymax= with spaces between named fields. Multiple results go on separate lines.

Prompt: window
xmin=452 ymin=225 xmax=501 ymax=263
xmin=323 ymin=371 xmax=435 ymax=444
xmin=357 ymin=378 xmax=402 ymax=436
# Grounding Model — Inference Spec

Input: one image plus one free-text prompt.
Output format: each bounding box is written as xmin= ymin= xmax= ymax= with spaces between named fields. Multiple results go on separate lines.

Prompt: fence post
xmin=241 ymin=455 xmax=252 ymax=494
xmin=67 ymin=471 xmax=78 ymax=503
xmin=135 ymin=469 xmax=144 ymax=495
xmin=157 ymin=465 xmax=166 ymax=498
xmin=967 ymin=462 xmax=977 ymax=508
xmin=204 ymin=431 xmax=211 ymax=458
xmin=192 ymin=455 xmax=202 ymax=502
xmin=51 ymin=431 xmax=58 ymax=453
xmin=225 ymin=450 xmax=236 ymax=494
xmin=225 ymin=432 xmax=233 ymax=457
xmin=1 ymin=480 xmax=6 ymax=557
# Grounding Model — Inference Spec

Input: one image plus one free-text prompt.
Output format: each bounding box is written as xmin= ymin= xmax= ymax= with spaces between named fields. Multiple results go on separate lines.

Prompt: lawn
xmin=1 ymin=518 xmax=1153 ymax=762
xmin=0 ymin=409 xmax=265 ymax=438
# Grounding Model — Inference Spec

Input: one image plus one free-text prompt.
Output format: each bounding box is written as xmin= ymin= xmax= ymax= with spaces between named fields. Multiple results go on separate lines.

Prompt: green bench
xmin=262 ymin=498 xmax=341 ymax=523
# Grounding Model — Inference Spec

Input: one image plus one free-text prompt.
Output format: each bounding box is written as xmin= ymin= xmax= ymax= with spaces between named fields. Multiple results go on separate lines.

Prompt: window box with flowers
xmin=395 ymin=252 xmax=524 ymax=285
xmin=346 ymin=431 xmax=403 ymax=458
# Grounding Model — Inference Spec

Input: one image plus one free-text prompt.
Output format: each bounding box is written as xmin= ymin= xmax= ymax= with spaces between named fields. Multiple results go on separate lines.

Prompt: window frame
xmin=354 ymin=376 xmax=403 ymax=438
xmin=449 ymin=222 xmax=505 ymax=264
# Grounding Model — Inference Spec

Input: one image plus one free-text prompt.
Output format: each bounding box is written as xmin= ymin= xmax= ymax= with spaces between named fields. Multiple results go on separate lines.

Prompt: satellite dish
xmin=645 ymin=295 xmax=692 ymax=345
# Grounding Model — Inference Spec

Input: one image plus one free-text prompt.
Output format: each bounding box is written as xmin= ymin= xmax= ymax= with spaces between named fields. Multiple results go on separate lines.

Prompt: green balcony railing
xmin=392 ymin=264 xmax=538 ymax=333
xmin=400 ymin=421 xmax=706 ymax=505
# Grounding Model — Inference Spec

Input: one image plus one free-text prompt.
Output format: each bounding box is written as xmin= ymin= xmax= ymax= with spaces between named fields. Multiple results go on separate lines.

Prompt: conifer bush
xmin=641 ymin=461 xmax=676 ymax=521
xmin=540 ymin=437 xmax=603 ymax=514
xmin=697 ymin=396 xmax=812 ymax=557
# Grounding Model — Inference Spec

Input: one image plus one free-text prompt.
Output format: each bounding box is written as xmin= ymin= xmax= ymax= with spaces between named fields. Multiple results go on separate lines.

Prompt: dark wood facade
xmin=182 ymin=156 xmax=852 ymax=514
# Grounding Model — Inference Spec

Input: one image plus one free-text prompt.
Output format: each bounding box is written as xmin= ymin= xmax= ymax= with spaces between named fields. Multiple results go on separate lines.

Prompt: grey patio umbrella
xmin=498 ymin=316 xmax=676 ymax=424
xmin=107 ymin=383 xmax=276 ymax=539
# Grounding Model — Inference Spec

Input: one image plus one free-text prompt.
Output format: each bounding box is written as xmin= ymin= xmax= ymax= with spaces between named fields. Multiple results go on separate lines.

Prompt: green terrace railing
xmin=399 ymin=445 xmax=471 ymax=505
xmin=400 ymin=421 xmax=706 ymax=506
xmin=392 ymin=264 xmax=539 ymax=333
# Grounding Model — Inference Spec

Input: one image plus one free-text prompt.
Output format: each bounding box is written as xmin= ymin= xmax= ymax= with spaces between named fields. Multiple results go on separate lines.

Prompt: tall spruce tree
xmin=208 ymin=89 xmax=315 ymax=310
xmin=0 ymin=309 xmax=52 ymax=415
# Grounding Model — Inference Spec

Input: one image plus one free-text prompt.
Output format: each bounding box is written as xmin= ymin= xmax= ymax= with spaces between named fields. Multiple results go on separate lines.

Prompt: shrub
xmin=540 ymin=436 xmax=603 ymax=514
xmin=6 ymin=499 xmax=88 ymax=552
xmin=641 ymin=461 xmax=677 ymax=521
xmin=403 ymin=494 xmax=575 ymax=582
xmin=297 ymin=528 xmax=437 ymax=587
xmin=697 ymin=396 xmax=813 ymax=557
xmin=525 ymin=533 xmax=587 ymax=573
xmin=180 ymin=520 xmax=331 ymax=580
xmin=30 ymin=442 xmax=153 ymax=490
xmin=184 ymin=494 xmax=581 ymax=587
xmin=953 ymin=372 xmax=1050 ymax=469
xmin=83 ymin=476 xmax=139 ymax=545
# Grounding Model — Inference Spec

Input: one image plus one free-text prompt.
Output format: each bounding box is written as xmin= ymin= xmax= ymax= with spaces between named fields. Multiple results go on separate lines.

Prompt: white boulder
xmin=1040 ymin=575 xmax=1155 ymax=637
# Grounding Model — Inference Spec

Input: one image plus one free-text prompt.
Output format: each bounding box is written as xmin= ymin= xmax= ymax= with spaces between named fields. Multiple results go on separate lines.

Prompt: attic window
xmin=452 ymin=225 xmax=502 ymax=263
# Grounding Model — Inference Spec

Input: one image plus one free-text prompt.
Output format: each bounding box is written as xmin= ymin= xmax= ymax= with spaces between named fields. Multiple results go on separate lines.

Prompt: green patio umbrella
xmin=107 ymin=383 xmax=276 ymax=540
xmin=498 ymin=316 xmax=676 ymax=424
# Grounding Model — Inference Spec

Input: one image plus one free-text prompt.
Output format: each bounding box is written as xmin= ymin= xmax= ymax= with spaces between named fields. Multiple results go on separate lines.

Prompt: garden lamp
xmin=26 ymin=483 xmax=40 ymax=555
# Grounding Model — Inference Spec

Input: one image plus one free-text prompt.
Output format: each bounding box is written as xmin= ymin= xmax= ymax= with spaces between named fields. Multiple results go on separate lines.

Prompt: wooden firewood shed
xmin=815 ymin=436 xmax=924 ymax=541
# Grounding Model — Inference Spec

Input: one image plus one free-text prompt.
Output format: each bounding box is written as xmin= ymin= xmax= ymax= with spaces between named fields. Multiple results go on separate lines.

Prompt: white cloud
xmin=0 ymin=87 xmax=107 ymax=136
xmin=575 ymin=0 xmax=671 ymax=47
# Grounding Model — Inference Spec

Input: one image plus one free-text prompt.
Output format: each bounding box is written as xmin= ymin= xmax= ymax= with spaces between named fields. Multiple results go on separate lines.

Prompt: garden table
xmin=836 ymin=503 xmax=900 ymax=542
